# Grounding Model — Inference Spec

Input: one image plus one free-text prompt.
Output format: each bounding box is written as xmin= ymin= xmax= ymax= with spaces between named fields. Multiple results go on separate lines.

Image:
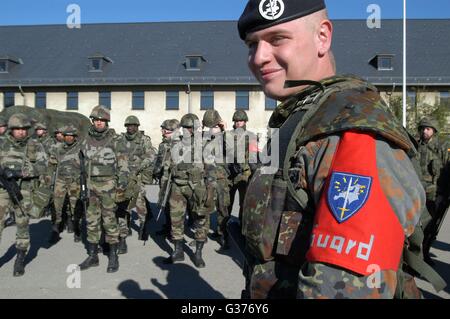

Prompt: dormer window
xmin=0 ymin=56 xmax=23 ymax=73
xmin=369 ymin=54 xmax=394 ymax=71
xmin=185 ymin=55 xmax=205 ymax=71
xmin=88 ymin=54 xmax=113 ymax=72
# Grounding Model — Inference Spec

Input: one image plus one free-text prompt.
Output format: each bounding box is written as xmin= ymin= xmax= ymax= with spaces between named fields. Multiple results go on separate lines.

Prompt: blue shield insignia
xmin=327 ymin=172 xmax=372 ymax=223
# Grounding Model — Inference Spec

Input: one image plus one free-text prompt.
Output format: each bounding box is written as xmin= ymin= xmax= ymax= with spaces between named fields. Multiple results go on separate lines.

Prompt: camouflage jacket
xmin=203 ymin=131 xmax=231 ymax=182
xmin=116 ymin=131 xmax=156 ymax=184
xmin=242 ymin=75 xmax=425 ymax=299
xmin=81 ymin=127 xmax=129 ymax=188
xmin=154 ymin=136 xmax=174 ymax=182
xmin=0 ymin=133 xmax=48 ymax=183
xmin=50 ymin=140 xmax=81 ymax=181
xmin=417 ymin=136 xmax=448 ymax=199
xmin=226 ymin=127 xmax=258 ymax=183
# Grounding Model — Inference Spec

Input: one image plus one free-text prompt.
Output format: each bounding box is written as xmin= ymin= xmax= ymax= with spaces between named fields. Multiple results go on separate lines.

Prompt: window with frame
xmin=236 ymin=91 xmax=249 ymax=110
xmin=0 ymin=60 xmax=7 ymax=73
xmin=378 ymin=55 xmax=393 ymax=71
xmin=166 ymin=91 xmax=179 ymax=110
xmin=440 ymin=91 xmax=450 ymax=107
xmin=99 ymin=91 xmax=111 ymax=109
xmin=132 ymin=91 xmax=145 ymax=110
xmin=67 ymin=92 xmax=78 ymax=110
xmin=200 ymin=91 xmax=214 ymax=110
xmin=35 ymin=92 xmax=46 ymax=109
xmin=4 ymin=92 xmax=15 ymax=107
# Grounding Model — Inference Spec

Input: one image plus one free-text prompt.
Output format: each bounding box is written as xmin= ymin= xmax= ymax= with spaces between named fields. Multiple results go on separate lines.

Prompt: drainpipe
xmin=186 ymin=83 xmax=192 ymax=114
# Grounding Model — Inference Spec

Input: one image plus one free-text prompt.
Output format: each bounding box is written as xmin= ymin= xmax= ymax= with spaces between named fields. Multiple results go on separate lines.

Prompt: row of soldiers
xmin=0 ymin=105 xmax=257 ymax=276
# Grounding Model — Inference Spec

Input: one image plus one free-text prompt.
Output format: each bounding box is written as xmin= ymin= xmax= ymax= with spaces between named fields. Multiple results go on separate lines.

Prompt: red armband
xmin=306 ymin=131 xmax=404 ymax=275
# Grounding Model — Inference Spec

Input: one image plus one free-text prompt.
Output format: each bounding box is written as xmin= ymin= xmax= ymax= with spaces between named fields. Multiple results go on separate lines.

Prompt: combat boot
xmin=66 ymin=218 xmax=74 ymax=233
xmin=13 ymin=249 xmax=27 ymax=277
xmin=164 ymin=240 xmax=184 ymax=263
xmin=193 ymin=241 xmax=206 ymax=268
xmin=48 ymin=224 xmax=61 ymax=244
xmin=79 ymin=243 xmax=99 ymax=270
xmin=218 ymin=233 xmax=230 ymax=251
xmin=118 ymin=237 xmax=128 ymax=255
xmin=107 ymin=243 xmax=119 ymax=273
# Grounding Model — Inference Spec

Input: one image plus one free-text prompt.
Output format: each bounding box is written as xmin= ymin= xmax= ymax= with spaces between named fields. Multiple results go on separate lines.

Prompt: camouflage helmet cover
xmin=202 ymin=110 xmax=222 ymax=128
xmin=63 ymin=125 xmax=78 ymax=136
xmin=161 ymin=119 xmax=180 ymax=131
xmin=418 ymin=117 xmax=439 ymax=132
xmin=180 ymin=113 xmax=200 ymax=128
xmin=90 ymin=105 xmax=111 ymax=121
xmin=35 ymin=122 xmax=48 ymax=130
xmin=232 ymin=110 xmax=249 ymax=122
xmin=0 ymin=115 xmax=7 ymax=127
xmin=124 ymin=115 xmax=140 ymax=126
xmin=8 ymin=113 xmax=31 ymax=129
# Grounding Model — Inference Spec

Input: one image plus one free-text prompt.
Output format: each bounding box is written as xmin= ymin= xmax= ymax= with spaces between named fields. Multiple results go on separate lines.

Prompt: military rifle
xmin=156 ymin=172 xmax=172 ymax=222
xmin=0 ymin=166 xmax=25 ymax=216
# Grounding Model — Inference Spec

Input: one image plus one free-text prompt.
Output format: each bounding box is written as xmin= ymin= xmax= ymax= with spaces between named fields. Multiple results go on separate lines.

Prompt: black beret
xmin=238 ymin=0 xmax=326 ymax=40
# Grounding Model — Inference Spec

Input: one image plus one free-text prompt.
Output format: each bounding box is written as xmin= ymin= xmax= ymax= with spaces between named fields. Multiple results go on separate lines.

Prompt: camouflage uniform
xmin=78 ymin=105 xmax=128 ymax=273
xmin=49 ymin=125 xmax=82 ymax=242
xmin=202 ymin=110 xmax=232 ymax=250
xmin=227 ymin=110 xmax=258 ymax=223
xmin=0 ymin=114 xmax=47 ymax=276
xmin=153 ymin=119 xmax=180 ymax=235
xmin=116 ymin=115 xmax=156 ymax=252
xmin=165 ymin=114 xmax=209 ymax=268
xmin=417 ymin=117 xmax=449 ymax=262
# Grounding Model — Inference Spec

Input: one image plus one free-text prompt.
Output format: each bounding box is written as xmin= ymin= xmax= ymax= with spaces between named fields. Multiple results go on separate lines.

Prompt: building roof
xmin=1 ymin=19 xmax=449 ymax=87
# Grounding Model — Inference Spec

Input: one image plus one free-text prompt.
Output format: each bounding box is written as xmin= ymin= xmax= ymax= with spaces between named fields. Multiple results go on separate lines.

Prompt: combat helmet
xmin=90 ymin=105 xmax=111 ymax=121
xmin=232 ymin=110 xmax=248 ymax=122
xmin=418 ymin=117 xmax=439 ymax=133
xmin=180 ymin=113 xmax=200 ymax=128
xmin=161 ymin=119 xmax=180 ymax=131
xmin=202 ymin=110 xmax=222 ymax=128
xmin=124 ymin=115 xmax=140 ymax=126
xmin=63 ymin=125 xmax=78 ymax=136
xmin=8 ymin=113 xmax=31 ymax=129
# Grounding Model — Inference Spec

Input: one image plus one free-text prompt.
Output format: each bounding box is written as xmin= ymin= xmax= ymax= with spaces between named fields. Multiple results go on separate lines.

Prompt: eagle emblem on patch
xmin=327 ymin=172 xmax=372 ymax=223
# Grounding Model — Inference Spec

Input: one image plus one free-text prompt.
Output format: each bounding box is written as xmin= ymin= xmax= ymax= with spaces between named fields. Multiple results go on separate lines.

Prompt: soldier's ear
xmin=317 ymin=19 xmax=333 ymax=57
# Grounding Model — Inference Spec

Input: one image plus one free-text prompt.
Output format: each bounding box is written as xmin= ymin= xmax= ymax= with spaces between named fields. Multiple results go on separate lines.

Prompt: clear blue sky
xmin=0 ymin=0 xmax=449 ymax=26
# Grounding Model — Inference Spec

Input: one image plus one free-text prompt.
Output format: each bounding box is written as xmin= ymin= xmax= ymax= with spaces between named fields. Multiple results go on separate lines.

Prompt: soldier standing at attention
xmin=236 ymin=0 xmax=429 ymax=298
xmin=78 ymin=105 xmax=128 ymax=273
xmin=417 ymin=117 xmax=449 ymax=264
xmin=154 ymin=119 xmax=180 ymax=237
xmin=227 ymin=110 xmax=258 ymax=224
xmin=116 ymin=115 xmax=156 ymax=253
xmin=202 ymin=110 xmax=232 ymax=251
xmin=164 ymin=114 xmax=209 ymax=268
xmin=48 ymin=125 xmax=82 ymax=243
xmin=0 ymin=114 xmax=47 ymax=276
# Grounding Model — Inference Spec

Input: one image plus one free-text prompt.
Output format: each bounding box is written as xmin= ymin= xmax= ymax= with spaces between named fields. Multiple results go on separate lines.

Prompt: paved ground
xmin=0 ymin=185 xmax=449 ymax=299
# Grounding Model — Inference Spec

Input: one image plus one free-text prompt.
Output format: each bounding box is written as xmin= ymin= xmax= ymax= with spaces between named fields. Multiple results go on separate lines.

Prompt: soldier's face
xmin=421 ymin=127 xmax=435 ymax=140
xmin=210 ymin=126 xmax=221 ymax=135
xmin=162 ymin=129 xmax=173 ymax=138
xmin=36 ymin=128 xmax=46 ymax=137
xmin=126 ymin=124 xmax=138 ymax=134
xmin=11 ymin=128 xmax=28 ymax=140
xmin=234 ymin=121 xmax=246 ymax=129
xmin=64 ymin=135 xmax=76 ymax=145
xmin=0 ymin=126 xmax=7 ymax=135
xmin=246 ymin=17 xmax=331 ymax=101
xmin=93 ymin=119 xmax=107 ymax=132
xmin=55 ymin=132 xmax=64 ymax=142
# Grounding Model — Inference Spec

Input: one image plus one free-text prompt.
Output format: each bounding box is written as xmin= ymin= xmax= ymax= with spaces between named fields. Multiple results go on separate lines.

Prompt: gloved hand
xmin=115 ymin=188 xmax=126 ymax=203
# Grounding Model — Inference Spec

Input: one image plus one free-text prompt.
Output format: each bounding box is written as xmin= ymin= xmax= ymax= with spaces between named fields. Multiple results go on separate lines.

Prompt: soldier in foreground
xmin=235 ymin=0 xmax=437 ymax=298
xmin=154 ymin=119 xmax=180 ymax=237
xmin=0 ymin=114 xmax=47 ymax=276
xmin=116 ymin=115 xmax=156 ymax=253
xmin=78 ymin=105 xmax=128 ymax=273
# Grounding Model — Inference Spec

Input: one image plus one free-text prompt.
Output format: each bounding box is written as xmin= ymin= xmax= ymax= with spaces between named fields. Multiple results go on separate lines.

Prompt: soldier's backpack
xmin=242 ymin=75 xmax=446 ymax=298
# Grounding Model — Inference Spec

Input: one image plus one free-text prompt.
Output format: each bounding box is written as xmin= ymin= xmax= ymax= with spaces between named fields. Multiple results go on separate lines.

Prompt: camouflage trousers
xmin=214 ymin=178 xmax=231 ymax=236
xmin=229 ymin=180 xmax=248 ymax=223
xmin=54 ymin=178 xmax=80 ymax=225
xmin=0 ymin=186 xmax=33 ymax=250
xmin=118 ymin=182 xmax=150 ymax=238
xmin=169 ymin=182 xmax=209 ymax=242
xmin=86 ymin=177 xmax=119 ymax=245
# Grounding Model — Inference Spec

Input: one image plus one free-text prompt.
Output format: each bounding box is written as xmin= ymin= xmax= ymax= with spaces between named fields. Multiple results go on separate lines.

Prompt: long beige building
xmin=1 ymin=20 xmax=449 ymax=144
